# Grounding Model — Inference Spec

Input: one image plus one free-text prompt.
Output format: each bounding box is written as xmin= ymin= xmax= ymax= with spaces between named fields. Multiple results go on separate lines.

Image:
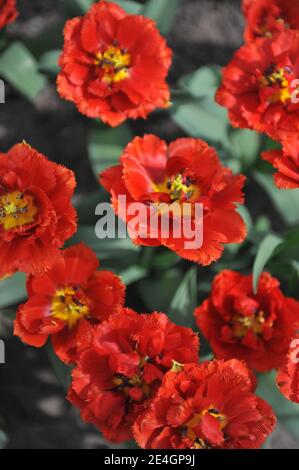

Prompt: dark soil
xmin=0 ymin=0 xmax=297 ymax=449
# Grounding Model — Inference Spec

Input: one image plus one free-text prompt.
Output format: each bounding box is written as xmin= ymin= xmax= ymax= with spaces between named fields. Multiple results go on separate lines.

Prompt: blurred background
xmin=0 ymin=0 xmax=298 ymax=449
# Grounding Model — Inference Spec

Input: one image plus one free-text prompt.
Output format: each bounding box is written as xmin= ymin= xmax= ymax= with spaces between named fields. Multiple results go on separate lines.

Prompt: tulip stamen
xmin=259 ymin=65 xmax=292 ymax=104
xmin=233 ymin=310 xmax=269 ymax=338
xmin=0 ymin=191 xmax=37 ymax=230
xmin=95 ymin=45 xmax=131 ymax=84
xmin=51 ymin=287 xmax=90 ymax=328
xmin=154 ymin=173 xmax=200 ymax=202
xmin=185 ymin=406 xmax=227 ymax=447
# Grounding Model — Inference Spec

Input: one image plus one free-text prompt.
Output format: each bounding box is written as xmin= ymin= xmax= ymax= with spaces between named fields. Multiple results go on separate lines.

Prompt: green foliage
xmin=65 ymin=0 xmax=93 ymax=14
xmin=114 ymin=0 xmax=143 ymax=14
xmin=173 ymin=65 xmax=263 ymax=172
xmin=172 ymin=66 xmax=225 ymax=144
xmin=0 ymin=430 xmax=7 ymax=449
xmin=255 ymin=172 xmax=299 ymax=226
xmin=68 ymin=0 xmax=149 ymax=16
xmin=138 ymin=269 xmax=182 ymax=312
xmin=70 ymin=225 xmax=144 ymax=275
xmin=0 ymin=273 xmax=27 ymax=308
xmin=253 ymin=234 xmax=282 ymax=292
xmin=168 ymin=267 xmax=198 ymax=328
xmin=257 ymin=372 xmax=299 ymax=441
xmin=71 ymin=225 xmax=140 ymax=260
xmin=120 ymin=265 xmax=148 ymax=285
xmin=229 ymin=129 xmax=261 ymax=170
xmin=39 ymin=50 xmax=61 ymax=76
xmin=172 ymin=96 xmax=229 ymax=146
xmin=0 ymin=42 xmax=47 ymax=101
xmin=178 ymin=66 xmax=220 ymax=98
xmin=143 ymin=0 xmax=182 ymax=34
xmin=151 ymin=251 xmax=180 ymax=270
xmin=88 ymin=124 xmax=133 ymax=179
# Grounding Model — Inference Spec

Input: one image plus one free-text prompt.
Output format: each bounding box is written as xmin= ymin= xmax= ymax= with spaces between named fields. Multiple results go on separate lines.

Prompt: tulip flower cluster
xmin=1 ymin=0 xmax=299 ymax=450
xmin=216 ymin=0 xmax=299 ymax=189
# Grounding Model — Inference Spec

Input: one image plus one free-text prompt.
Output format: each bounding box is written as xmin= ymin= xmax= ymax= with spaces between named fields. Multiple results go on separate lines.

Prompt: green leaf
xmin=0 ymin=430 xmax=7 ymax=449
xmin=172 ymin=97 xmax=229 ymax=146
xmin=143 ymin=0 xmax=181 ymax=35
xmin=66 ymin=0 xmax=143 ymax=15
xmin=251 ymin=227 xmax=299 ymax=289
xmin=120 ymin=266 xmax=148 ymax=285
xmin=223 ymin=206 xmax=252 ymax=257
xmin=47 ymin=343 xmax=72 ymax=390
xmin=74 ymin=0 xmax=93 ymax=11
xmin=254 ymin=216 xmax=272 ymax=235
xmin=39 ymin=50 xmax=60 ymax=76
xmin=140 ymin=246 xmax=156 ymax=269
xmin=257 ymin=372 xmax=299 ymax=440
xmin=254 ymin=172 xmax=299 ymax=226
xmin=139 ymin=269 xmax=182 ymax=312
xmin=0 ymin=273 xmax=27 ymax=308
xmin=151 ymin=251 xmax=180 ymax=270
xmin=0 ymin=42 xmax=47 ymax=101
xmin=71 ymin=225 xmax=140 ymax=260
xmin=262 ymin=136 xmax=281 ymax=152
xmin=88 ymin=124 xmax=133 ymax=178
xmin=115 ymin=440 xmax=139 ymax=450
xmin=168 ymin=267 xmax=198 ymax=328
xmin=238 ymin=205 xmax=253 ymax=234
xmin=178 ymin=65 xmax=220 ymax=98
xmin=229 ymin=129 xmax=261 ymax=170
xmin=72 ymin=225 xmax=140 ymax=258
xmin=114 ymin=0 xmax=143 ymax=14
xmin=253 ymin=234 xmax=282 ymax=293
xmin=275 ymin=227 xmax=299 ymax=262
xmin=66 ymin=0 xmax=93 ymax=14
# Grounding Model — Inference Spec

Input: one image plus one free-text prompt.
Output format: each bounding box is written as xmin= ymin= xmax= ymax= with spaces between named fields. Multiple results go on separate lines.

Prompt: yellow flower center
xmin=233 ymin=310 xmax=268 ymax=338
xmin=186 ymin=407 xmax=227 ymax=447
xmin=171 ymin=360 xmax=184 ymax=373
xmin=112 ymin=356 xmax=151 ymax=400
xmin=0 ymin=191 xmax=38 ymax=231
xmin=192 ymin=438 xmax=211 ymax=449
xmin=95 ymin=44 xmax=131 ymax=84
xmin=153 ymin=174 xmax=200 ymax=202
xmin=260 ymin=16 xmax=288 ymax=36
xmin=113 ymin=373 xmax=151 ymax=398
xmin=51 ymin=287 xmax=89 ymax=329
xmin=259 ymin=66 xmax=291 ymax=103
